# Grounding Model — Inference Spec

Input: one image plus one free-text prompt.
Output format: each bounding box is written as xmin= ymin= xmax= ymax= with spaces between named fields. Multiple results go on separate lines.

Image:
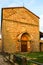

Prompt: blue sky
xmin=0 ymin=0 xmax=43 ymax=32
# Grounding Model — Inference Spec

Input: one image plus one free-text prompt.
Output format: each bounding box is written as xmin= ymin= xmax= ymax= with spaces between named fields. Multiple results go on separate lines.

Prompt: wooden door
xmin=21 ymin=41 xmax=27 ymax=52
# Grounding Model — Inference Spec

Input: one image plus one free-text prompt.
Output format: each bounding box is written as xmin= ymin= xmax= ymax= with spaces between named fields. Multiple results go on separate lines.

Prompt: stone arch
xmin=20 ymin=32 xmax=31 ymax=52
xmin=21 ymin=32 xmax=30 ymax=41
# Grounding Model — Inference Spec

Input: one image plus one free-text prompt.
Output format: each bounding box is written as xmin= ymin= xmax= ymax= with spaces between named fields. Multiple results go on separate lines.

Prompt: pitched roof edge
xmin=2 ymin=6 xmax=40 ymax=19
xmin=2 ymin=6 xmax=23 ymax=9
xmin=24 ymin=7 xmax=40 ymax=19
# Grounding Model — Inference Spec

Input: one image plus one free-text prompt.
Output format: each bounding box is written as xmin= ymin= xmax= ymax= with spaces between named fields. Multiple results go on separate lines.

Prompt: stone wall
xmin=2 ymin=7 xmax=40 ymax=53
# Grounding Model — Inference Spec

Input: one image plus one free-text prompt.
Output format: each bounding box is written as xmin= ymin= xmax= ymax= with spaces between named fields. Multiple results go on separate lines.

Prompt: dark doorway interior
xmin=40 ymin=43 xmax=43 ymax=52
xmin=21 ymin=41 xmax=27 ymax=52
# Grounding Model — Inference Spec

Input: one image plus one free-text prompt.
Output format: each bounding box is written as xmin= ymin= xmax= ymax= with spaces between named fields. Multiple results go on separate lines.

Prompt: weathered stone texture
xmin=2 ymin=7 xmax=40 ymax=53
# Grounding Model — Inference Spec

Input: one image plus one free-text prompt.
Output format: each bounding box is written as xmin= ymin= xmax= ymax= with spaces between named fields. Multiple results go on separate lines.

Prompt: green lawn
xmin=15 ymin=52 xmax=43 ymax=63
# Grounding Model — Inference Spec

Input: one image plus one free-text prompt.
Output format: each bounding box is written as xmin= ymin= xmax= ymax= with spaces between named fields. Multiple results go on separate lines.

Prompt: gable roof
xmin=2 ymin=6 xmax=40 ymax=19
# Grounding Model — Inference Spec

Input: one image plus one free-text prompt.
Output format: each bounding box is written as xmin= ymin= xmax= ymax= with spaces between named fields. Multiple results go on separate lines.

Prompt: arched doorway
xmin=21 ymin=32 xmax=30 ymax=52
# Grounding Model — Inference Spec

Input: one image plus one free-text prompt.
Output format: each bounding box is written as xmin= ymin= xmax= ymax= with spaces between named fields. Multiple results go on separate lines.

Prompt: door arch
xmin=21 ymin=32 xmax=30 ymax=52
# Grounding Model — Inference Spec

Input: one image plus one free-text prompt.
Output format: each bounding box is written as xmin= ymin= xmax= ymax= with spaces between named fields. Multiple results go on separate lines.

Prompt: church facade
xmin=2 ymin=7 xmax=40 ymax=53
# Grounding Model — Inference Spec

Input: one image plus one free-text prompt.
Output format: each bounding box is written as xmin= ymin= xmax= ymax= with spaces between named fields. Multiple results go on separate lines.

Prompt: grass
xmin=15 ymin=52 xmax=43 ymax=63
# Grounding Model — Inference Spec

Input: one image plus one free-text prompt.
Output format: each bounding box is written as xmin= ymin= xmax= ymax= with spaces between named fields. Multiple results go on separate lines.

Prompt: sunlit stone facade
xmin=2 ymin=7 xmax=40 ymax=53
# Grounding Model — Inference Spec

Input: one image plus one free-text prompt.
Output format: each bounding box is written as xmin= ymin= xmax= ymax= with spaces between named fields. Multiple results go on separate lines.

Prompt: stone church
xmin=1 ymin=7 xmax=40 ymax=53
